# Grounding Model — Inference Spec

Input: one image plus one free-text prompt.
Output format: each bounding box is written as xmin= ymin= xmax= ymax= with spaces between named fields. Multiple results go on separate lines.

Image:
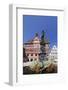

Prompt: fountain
xmin=39 ymin=30 xmax=46 ymax=67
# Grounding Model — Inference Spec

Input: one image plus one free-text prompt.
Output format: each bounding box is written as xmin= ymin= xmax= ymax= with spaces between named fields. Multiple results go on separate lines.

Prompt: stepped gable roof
xmin=24 ymin=33 xmax=50 ymax=45
xmin=24 ymin=38 xmax=50 ymax=44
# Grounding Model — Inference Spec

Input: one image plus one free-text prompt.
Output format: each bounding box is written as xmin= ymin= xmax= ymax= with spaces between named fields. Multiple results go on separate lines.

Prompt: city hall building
xmin=23 ymin=33 xmax=50 ymax=62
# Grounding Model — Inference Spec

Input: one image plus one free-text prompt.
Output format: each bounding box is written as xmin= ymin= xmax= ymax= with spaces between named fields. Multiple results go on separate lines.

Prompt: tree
xmin=23 ymin=48 xmax=29 ymax=62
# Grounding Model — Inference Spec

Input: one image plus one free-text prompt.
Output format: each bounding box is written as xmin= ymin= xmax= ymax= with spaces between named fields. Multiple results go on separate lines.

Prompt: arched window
xmin=30 ymin=59 xmax=33 ymax=61
xmin=31 ymin=54 xmax=33 ymax=56
xmin=35 ymin=54 xmax=37 ymax=56
xmin=27 ymin=54 xmax=29 ymax=56
xmin=27 ymin=59 xmax=29 ymax=61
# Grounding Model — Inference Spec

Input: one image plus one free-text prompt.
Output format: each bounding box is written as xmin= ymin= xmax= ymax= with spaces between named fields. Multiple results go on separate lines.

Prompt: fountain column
xmin=39 ymin=30 xmax=46 ymax=65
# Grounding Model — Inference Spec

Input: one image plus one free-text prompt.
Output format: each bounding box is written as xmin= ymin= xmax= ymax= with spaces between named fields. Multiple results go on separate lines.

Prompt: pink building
xmin=23 ymin=33 xmax=50 ymax=62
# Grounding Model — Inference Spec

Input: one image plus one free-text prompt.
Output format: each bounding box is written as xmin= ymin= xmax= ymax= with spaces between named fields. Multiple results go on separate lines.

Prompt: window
xmin=27 ymin=59 xmax=29 ymax=61
xmin=30 ymin=59 xmax=33 ymax=61
xmin=27 ymin=54 xmax=29 ymax=56
xmin=31 ymin=54 xmax=33 ymax=56
xmin=35 ymin=54 xmax=37 ymax=56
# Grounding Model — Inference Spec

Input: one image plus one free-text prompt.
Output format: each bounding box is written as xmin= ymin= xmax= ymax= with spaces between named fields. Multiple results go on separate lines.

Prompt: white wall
xmin=0 ymin=0 xmax=68 ymax=89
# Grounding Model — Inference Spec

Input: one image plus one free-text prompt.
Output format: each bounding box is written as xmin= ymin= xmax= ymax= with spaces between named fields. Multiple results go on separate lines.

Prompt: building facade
xmin=49 ymin=45 xmax=57 ymax=61
xmin=23 ymin=33 xmax=50 ymax=62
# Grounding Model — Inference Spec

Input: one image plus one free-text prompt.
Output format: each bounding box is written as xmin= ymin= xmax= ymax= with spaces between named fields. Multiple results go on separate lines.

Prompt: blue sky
xmin=23 ymin=15 xmax=57 ymax=48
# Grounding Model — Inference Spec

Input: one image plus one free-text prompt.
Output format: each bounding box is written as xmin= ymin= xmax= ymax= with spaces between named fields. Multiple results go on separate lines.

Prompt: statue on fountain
xmin=39 ymin=30 xmax=46 ymax=66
